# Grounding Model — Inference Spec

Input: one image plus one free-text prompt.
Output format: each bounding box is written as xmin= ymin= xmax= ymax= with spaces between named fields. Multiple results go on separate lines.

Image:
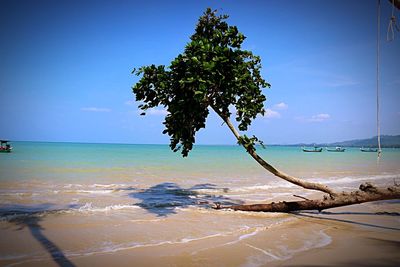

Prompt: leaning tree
xmin=132 ymin=8 xmax=399 ymax=212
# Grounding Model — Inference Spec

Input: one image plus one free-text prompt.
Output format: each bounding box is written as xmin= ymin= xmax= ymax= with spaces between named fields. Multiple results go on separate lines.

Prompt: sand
xmin=1 ymin=200 xmax=399 ymax=267
xmin=281 ymin=202 xmax=400 ymax=267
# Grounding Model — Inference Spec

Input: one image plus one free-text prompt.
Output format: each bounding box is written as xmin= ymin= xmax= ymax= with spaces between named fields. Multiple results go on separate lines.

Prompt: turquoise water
xmin=0 ymin=142 xmax=399 ymax=265
xmin=1 ymin=142 xmax=399 ymax=183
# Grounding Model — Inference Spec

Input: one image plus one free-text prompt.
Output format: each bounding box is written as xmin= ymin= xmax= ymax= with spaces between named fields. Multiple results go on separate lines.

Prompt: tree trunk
xmin=214 ymin=183 xmax=400 ymax=212
xmin=212 ymin=107 xmax=337 ymax=197
xmin=211 ymin=108 xmax=400 ymax=212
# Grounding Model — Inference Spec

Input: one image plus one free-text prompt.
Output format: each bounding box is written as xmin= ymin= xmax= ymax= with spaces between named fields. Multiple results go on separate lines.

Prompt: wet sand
xmin=282 ymin=202 xmax=400 ymax=267
xmin=1 ymin=199 xmax=399 ymax=267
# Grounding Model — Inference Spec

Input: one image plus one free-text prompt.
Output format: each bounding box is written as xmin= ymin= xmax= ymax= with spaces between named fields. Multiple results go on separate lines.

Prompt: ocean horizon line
xmin=6 ymin=134 xmax=400 ymax=148
xmin=0 ymin=140 xmax=356 ymax=147
xmin=9 ymin=140 xmax=240 ymax=146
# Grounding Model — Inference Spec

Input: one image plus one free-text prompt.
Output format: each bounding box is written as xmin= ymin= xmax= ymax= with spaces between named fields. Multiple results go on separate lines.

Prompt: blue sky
xmin=1 ymin=0 xmax=399 ymax=144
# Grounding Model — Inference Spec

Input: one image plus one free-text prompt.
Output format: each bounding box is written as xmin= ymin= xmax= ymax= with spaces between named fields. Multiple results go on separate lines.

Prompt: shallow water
xmin=0 ymin=142 xmax=399 ymax=266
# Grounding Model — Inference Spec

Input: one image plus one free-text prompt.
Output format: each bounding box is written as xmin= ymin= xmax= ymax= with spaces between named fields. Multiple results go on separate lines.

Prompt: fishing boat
xmin=0 ymin=140 xmax=12 ymax=153
xmin=326 ymin=146 xmax=345 ymax=152
xmin=360 ymin=147 xmax=378 ymax=152
xmin=302 ymin=146 xmax=323 ymax=152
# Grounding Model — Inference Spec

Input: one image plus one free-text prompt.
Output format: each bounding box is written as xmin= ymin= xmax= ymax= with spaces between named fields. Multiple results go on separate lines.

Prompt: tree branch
xmin=388 ymin=0 xmax=400 ymax=10
xmin=212 ymin=106 xmax=338 ymax=197
xmin=293 ymin=194 xmax=310 ymax=201
xmin=215 ymin=183 xmax=400 ymax=212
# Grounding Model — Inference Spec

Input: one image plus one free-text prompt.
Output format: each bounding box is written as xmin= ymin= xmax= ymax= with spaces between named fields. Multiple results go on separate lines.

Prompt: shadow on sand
xmin=0 ymin=204 xmax=76 ymax=267
xmin=125 ymin=182 xmax=244 ymax=217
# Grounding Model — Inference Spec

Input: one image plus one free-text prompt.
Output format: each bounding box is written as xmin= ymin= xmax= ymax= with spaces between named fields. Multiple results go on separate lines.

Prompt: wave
xmin=64 ymin=232 xmax=228 ymax=259
xmin=0 ymin=192 xmax=39 ymax=197
xmin=192 ymin=184 xmax=295 ymax=195
xmin=0 ymin=232 xmax=226 ymax=264
xmin=0 ymin=219 xmax=294 ymax=264
xmin=0 ymin=203 xmax=140 ymax=222
xmin=76 ymin=203 xmax=139 ymax=213
xmin=245 ymin=243 xmax=282 ymax=261
xmin=63 ymin=184 xmax=83 ymax=188
xmin=66 ymin=223 xmax=291 ymax=259
xmin=222 ymin=226 xmax=265 ymax=246
xmin=184 ymin=207 xmax=292 ymax=219
xmin=310 ymin=173 xmax=400 ymax=185
xmin=191 ymin=173 xmax=400 ymax=197
xmin=226 ymin=192 xmax=295 ymax=201
xmin=191 ymin=218 xmax=295 ymax=256
xmin=229 ymin=184 xmax=296 ymax=192
xmin=271 ymin=229 xmax=332 ymax=261
xmin=64 ymin=189 xmax=117 ymax=194
xmin=240 ymin=229 xmax=332 ymax=267
xmin=90 ymin=183 xmax=127 ymax=188
xmin=0 ymin=227 xmax=334 ymax=267
xmin=0 ymin=217 xmax=300 ymax=266
xmin=1 ymin=188 xmax=119 ymax=196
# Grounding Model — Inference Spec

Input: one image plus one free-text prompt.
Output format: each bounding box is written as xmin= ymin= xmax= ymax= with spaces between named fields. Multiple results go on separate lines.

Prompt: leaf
xmin=131 ymin=8 xmax=269 ymax=157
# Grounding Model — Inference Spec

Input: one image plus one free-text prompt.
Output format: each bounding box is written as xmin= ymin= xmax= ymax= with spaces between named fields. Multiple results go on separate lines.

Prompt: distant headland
xmin=290 ymin=135 xmax=400 ymax=148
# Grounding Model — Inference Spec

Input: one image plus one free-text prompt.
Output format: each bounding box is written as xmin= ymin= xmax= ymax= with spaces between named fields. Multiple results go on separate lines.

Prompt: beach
xmin=0 ymin=142 xmax=399 ymax=266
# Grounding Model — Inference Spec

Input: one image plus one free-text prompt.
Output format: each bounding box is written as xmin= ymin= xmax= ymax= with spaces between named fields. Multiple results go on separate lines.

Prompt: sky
xmin=0 ymin=0 xmax=399 ymax=145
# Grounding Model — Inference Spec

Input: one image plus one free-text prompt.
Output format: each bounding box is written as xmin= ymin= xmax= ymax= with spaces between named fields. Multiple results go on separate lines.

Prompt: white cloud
xmin=141 ymin=108 xmax=169 ymax=116
xmin=309 ymin=113 xmax=330 ymax=122
xmin=264 ymin=108 xmax=281 ymax=118
xmin=81 ymin=107 xmax=111 ymax=112
xmin=125 ymin=100 xmax=135 ymax=105
xmin=322 ymin=78 xmax=359 ymax=88
xmin=273 ymin=102 xmax=288 ymax=110
xmin=295 ymin=113 xmax=331 ymax=123
xmin=260 ymin=103 xmax=287 ymax=119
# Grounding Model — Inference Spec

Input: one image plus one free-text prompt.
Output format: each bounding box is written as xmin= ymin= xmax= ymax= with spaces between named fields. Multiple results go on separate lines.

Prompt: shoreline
xmin=1 ymin=201 xmax=399 ymax=267
xmin=1 ymin=142 xmax=399 ymax=266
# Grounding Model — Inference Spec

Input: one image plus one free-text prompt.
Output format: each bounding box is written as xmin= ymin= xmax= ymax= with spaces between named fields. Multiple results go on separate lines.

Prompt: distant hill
xmin=292 ymin=135 xmax=400 ymax=148
xmin=327 ymin=135 xmax=400 ymax=148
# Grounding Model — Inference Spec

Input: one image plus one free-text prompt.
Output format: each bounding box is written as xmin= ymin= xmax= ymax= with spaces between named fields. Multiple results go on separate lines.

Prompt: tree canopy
xmin=131 ymin=8 xmax=400 ymax=211
xmin=132 ymin=8 xmax=270 ymax=156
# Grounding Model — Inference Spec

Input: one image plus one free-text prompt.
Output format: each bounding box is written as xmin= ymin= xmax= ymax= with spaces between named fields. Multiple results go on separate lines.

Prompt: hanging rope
xmin=387 ymin=0 xmax=400 ymax=41
xmin=377 ymin=0 xmax=382 ymax=157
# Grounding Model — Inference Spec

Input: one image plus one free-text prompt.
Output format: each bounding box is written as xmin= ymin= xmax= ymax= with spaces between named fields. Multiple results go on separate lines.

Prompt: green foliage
xmin=132 ymin=8 xmax=270 ymax=156
xmin=237 ymin=135 xmax=266 ymax=151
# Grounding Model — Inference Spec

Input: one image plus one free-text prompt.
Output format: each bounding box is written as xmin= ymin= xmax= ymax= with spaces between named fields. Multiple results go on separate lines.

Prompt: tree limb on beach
xmin=131 ymin=8 xmax=400 ymax=212
xmin=214 ymin=183 xmax=400 ymax=212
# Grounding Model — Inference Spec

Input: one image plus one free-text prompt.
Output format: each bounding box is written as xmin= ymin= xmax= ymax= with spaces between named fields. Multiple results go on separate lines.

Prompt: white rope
xmin=387 ymin=0 xmax=400 ymax=41
xmin=377 ymin=0 xmax=382 ymax=157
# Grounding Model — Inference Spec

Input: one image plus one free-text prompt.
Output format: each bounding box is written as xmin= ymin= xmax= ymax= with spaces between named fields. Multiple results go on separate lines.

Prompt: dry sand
xmin=280 ymin=202 xmax=400 ymax=267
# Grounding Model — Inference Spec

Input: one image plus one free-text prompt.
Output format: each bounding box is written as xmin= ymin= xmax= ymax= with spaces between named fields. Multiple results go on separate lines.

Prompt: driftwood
xmin=210 ymin=107 xmax=400 ymax=213
xmin=214 ymin=183 xmax=400 ymax=212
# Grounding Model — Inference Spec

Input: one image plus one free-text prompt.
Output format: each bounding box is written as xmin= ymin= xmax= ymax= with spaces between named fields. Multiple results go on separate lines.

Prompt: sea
xmin=0 ymin=142 xmax=399 ymax=266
